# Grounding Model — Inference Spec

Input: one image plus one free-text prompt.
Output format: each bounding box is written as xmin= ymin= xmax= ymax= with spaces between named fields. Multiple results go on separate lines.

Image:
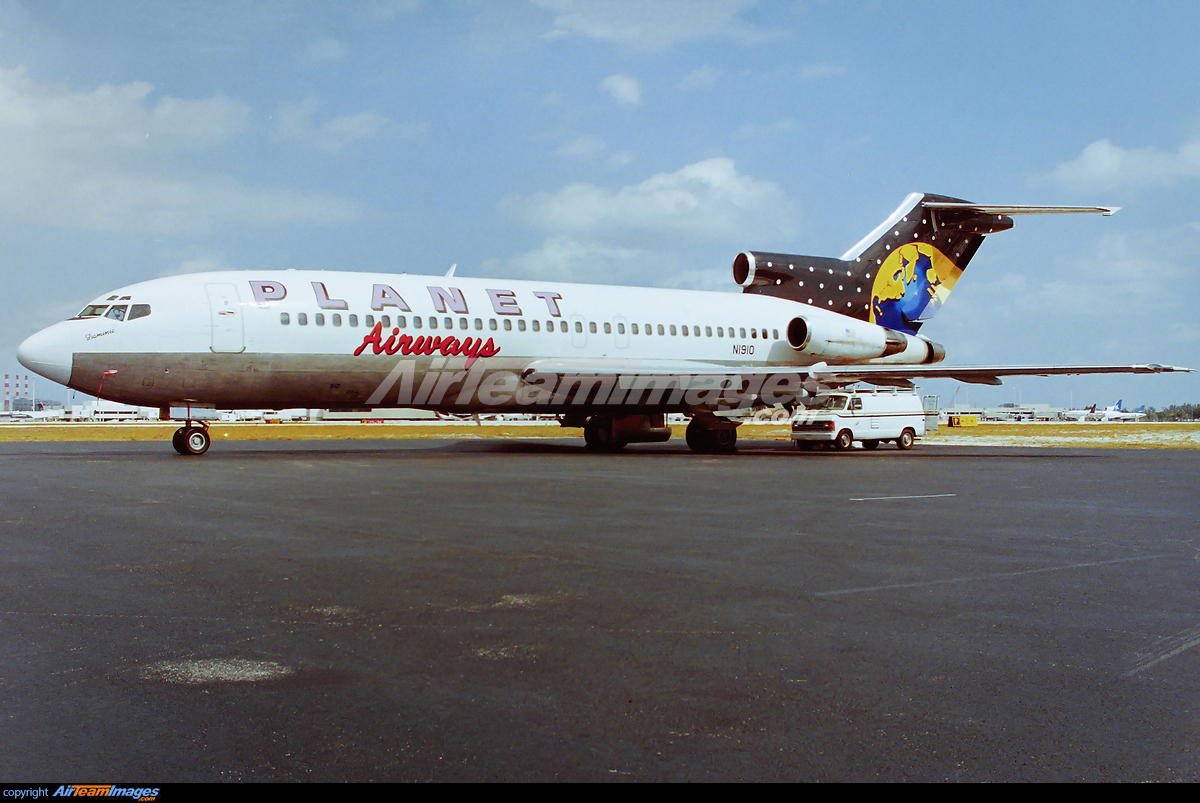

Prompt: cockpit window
xmin=104 ymin=305 xmax=128 ymax=321
xmin=128 ymin=304 xmax=151 ymax=321
xmin=76 ymin=304 xmax=109 ymax=319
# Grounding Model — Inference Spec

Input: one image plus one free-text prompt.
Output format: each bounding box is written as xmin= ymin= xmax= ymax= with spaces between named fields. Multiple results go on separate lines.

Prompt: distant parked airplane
xmin=1063 ymin=404 xmax=1098 ymax=422
xmin=1103 ymin=400 xmax=1147 ymax=421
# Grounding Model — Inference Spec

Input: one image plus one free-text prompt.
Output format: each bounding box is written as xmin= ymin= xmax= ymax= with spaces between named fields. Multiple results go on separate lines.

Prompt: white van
xmin=790 ymin=388 xmax=925 ymax=451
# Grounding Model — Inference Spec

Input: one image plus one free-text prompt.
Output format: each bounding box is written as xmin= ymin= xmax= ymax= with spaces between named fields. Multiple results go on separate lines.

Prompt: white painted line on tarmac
xmin=814 ymin=554 xmax=1167 ymax=597
xmin=1125 ymin=624 xmax=1200 ymax=677
xmin=849 ymin=493 xmax=957 ymax=501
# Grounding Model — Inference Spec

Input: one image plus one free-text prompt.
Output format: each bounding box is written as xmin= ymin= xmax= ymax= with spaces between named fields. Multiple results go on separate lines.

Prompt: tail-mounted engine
xmin=786 ymin=315 xmax=944 ymax=364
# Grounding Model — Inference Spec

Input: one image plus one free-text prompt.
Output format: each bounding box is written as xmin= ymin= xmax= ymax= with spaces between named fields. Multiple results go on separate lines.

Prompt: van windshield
xmin=807 ymin=395 xmax=847 ymax=411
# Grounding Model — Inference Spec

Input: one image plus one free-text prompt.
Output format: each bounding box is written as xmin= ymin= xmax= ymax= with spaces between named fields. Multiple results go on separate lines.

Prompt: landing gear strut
xmin=685 ymin=417 xmax=738 ymax=454
xmin=172 ymin=422 xmax=211 ymax=456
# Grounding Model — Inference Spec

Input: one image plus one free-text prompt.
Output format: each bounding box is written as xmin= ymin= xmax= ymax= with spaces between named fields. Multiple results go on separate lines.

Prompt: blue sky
xmin=2 ymin=0 xmax=1198 ymax=408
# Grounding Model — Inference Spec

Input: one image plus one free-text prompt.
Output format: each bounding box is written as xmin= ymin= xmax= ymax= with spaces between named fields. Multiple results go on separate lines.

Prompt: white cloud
xmin=556 ymin=135 xmax=606 ymax=158
xmin=308 ymin=37 xmax=347 ymax=63
xmin=273 ymin=96 xmax=419 ymax=151
xmin=679 ymin=65 xmax=721 ymax=91
xmin=501 ymin=156 xmax=796 ymax=243
xmin=600 ymin=74 xmax=641 ymax=106
xmin=1048 ymin=137 xmax=1200 ymax=190
xmin=607 ymin=151 xmax=636 ymax=167
xmin=0 ymin=66 xmax=363 ymax=233
xmin=495 ymin=234 xmax=647 ymax=282
xmin=0 ymin=66 xmax=249 ymax=153
xmin=495 ymin=158 xmax=796 ymax=287
xmin=535 ymin=0 xmax=782 ymax=52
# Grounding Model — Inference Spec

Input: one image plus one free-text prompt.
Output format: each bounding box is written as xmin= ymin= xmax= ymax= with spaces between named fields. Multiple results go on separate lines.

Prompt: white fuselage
xmin=17 ymin=270 xmax=933 ymax=413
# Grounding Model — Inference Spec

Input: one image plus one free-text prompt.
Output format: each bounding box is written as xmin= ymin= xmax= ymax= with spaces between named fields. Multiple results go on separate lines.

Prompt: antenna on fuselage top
xmin=446 ymin=263 xmax=457 ymax=277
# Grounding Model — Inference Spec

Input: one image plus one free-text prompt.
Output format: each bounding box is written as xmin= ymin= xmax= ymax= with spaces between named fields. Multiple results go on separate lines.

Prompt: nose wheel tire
xmin=173 ymin=425 xmax=211 ymax=456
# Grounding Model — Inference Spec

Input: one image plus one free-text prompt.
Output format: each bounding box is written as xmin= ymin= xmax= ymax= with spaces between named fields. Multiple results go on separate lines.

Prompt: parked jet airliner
xmin=16 ymin=193 xmax=1190 ymax=455
xmin=1103 ymin=400 xmax=1148 ymax=421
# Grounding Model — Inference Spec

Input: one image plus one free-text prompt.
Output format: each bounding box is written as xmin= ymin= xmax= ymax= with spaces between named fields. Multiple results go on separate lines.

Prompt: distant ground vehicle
xmin=790 ymin=388 xmax=925 ymax=451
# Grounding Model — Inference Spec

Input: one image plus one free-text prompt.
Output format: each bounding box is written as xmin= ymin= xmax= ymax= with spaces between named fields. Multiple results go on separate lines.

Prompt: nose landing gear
xmin=171 ymin=422 xmax=211 ymax=456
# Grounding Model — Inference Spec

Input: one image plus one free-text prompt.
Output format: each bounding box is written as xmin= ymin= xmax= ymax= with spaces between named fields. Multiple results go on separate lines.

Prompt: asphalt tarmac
xmin=2 ymin=438 xmax=1198 ymax=781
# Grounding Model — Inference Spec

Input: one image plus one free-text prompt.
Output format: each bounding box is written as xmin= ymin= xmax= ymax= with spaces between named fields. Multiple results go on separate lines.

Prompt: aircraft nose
xmin=17 ymin=325 xmax=74 ymax=386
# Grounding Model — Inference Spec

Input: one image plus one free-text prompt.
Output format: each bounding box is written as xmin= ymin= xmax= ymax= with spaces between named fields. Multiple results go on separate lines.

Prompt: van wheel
xmin=862 ymin=439 xmax=880 ymax=451
xmin=834 ymin=430 xmax=853 ymax=451
xmin=897 ymin=429 xmax=915 ymax=450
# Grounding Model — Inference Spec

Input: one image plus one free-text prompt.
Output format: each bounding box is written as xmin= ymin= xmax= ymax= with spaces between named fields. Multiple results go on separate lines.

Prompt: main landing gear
xmin=685 ymin=417 xmax=738 ymax=454
xmin=171 ymin=422 xmax=211 ymax=456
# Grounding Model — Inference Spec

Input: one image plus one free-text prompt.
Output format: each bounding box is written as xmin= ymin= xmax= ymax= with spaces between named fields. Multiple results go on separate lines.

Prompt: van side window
xmin=850 ymin=397 xmax=863 ymax=411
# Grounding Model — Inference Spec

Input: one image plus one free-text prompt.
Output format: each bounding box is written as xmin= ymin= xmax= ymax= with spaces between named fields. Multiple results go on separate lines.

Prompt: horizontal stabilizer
xmin=922 ymin=202 xmax=1120 ymax=216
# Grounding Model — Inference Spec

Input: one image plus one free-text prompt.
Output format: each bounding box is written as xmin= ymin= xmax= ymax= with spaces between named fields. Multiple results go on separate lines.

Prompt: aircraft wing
xmin=520 ymin=359 xmax=1191 ymax=389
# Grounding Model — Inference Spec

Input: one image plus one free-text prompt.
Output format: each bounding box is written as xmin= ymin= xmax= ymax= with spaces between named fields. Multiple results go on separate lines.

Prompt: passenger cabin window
xmin=332 ymin=314 xmax=342 ymax=326
xmin=298 ymin=313 xmax=308 ymax=325
xmin=104 ymin=305 xmax=128 ymax=321
xmin=517 ymin=320 xmax=526 ymax=331
xmin=315 ymin=313 xmax=325 ymax=326
xmin=128 ymin=304 xmax=151 ymax=321
xmin=657 ymin=324 xmax=664 ymax=335
xmin=631 ymin=324 xmax=639 ymax=335
xmin=576 ymin=322 xmax=584 ymax=333
xmin=532 ymin=320 xmax=540 ymax=332
xmin=280 ymin=313 xmax=290 ymax=325
xmin=366 ymin=315 xmax=375 ymax=327
xmin=349 ymin=314 xmax=358 ymax=327
xmin=669 ymin=325 xmax=677 ymax=336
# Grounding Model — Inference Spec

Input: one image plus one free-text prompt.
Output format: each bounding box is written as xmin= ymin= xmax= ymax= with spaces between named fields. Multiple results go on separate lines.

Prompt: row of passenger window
xmin=279 ymin=312 xmax=779 ymax=341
